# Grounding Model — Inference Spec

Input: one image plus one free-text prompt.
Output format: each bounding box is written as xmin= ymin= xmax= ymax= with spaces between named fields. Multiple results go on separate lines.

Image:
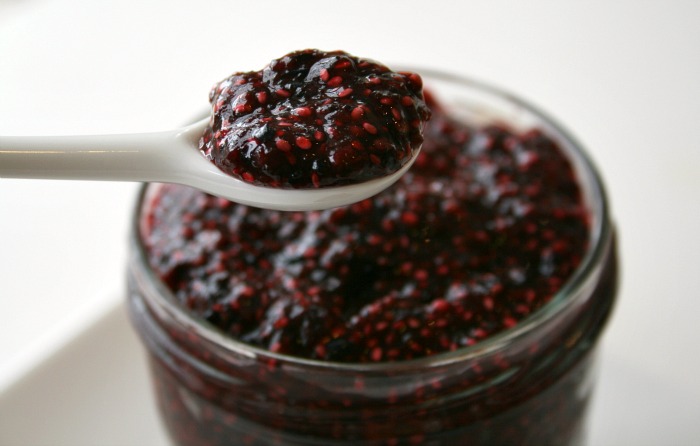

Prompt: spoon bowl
xmin=0 ymin=118 xmax=418 ymax=211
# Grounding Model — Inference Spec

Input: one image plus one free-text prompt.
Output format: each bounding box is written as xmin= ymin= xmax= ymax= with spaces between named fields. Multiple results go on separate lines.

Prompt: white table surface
xmin=1 ymin=1 xmax=699 ymax=444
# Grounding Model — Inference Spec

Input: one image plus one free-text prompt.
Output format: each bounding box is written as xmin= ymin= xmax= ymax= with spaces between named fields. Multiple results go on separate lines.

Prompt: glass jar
xmin=127 ymin=70 xmax=618 ymax=446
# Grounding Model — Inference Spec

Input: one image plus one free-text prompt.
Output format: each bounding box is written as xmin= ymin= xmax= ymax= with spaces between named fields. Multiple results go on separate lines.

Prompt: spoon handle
xmin=0 ymin=130 xmax=184 ymax=182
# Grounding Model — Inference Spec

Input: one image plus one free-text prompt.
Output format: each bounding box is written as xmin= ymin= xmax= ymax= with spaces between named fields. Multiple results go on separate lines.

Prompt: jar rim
xmin=129 ymin=68 xmax=613 ymax=373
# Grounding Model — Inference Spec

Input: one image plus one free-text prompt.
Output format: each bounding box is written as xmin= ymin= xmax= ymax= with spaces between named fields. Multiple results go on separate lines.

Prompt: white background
xmin=1 ymin=1 xmax=699 ymax=445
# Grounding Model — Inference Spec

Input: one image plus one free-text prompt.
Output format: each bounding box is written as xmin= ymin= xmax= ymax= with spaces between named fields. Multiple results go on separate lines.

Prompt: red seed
xmin=285 ymin=152 xmax=297 ymax=165
xmin=273 ymin=317 xmax=289 ymax=329
xmin=407 ymin=73 xmax=423 ymax=88
xmin=275 ymin=139 xmax=292 ymax=152
xmin=234 ymin=104 xmax=249 ymax=114
xmin=401 ymin=211 xmax=419 ymax=225
xmin=371 ymin=347 xmax=383 ymax=361
xmin=294 ymin=106 xmax=313 ymax=117
xmin=327 ymin=76 xmax=343 ymax=88
xmin=351 ymin=106 xmax=365 ymax=120
xmin=275 ymin=88 xmax=291 ymax=98
xmin=431 ymin=299 xmax=450 ymax=312
xmin=503 ymin=316 xmax=517 ymax=328
xmin=362 ymin=122 xmax=378 ymax=134
xmin=295 ymin=136 xmax=312 ymax=149
xmin=256 ymin=91 xmax=268 ymax=104
xmin=338 ymin=88 xmax=353 ymax=98
xmin=349 ymin=125 xmax=363 ymax=137
xmin=472 ymin=328 xmax=487 ymax=339
xmin=319 ymin=68 xmax=329 ymax=81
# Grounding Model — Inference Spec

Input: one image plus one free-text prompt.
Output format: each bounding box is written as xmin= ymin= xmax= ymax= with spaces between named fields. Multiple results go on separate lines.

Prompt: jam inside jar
xmin=127 ymin=70 xmax=618 ymax=446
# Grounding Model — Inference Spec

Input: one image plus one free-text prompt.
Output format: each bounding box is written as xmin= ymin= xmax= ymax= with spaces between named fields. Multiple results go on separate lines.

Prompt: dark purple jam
xmin=144 ymin=92 xmax=589 ymax=363
xmin=133 ymin=77 xmax=619 ymax=446
xmin=199 ymin=49 xmax=430 ymax=188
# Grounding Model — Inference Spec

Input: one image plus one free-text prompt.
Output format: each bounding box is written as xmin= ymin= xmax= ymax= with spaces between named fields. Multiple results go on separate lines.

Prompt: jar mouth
xmin=130 ymin=68 xmax=613 ymax=373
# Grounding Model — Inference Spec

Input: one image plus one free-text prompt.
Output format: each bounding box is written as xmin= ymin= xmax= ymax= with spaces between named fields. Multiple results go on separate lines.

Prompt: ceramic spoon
xmin=0 ymin=118 xmax=418 ymax=211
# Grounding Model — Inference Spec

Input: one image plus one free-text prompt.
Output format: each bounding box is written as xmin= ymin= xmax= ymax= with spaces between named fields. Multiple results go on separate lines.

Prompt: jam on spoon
xmin=200 ymin=49 xmax=430 ymax=189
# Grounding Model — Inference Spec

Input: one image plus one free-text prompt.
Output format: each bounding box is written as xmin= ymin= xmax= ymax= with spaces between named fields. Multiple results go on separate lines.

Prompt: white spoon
xmin=0 ymin=118 xmax=418 ymax=211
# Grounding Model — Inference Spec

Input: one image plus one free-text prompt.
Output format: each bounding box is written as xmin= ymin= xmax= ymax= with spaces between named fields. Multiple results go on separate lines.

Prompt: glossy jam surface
xmin=144 ymin=93 xmax=589 ymax=363
xmin=199 ymin=49 xmax=430 ymax=188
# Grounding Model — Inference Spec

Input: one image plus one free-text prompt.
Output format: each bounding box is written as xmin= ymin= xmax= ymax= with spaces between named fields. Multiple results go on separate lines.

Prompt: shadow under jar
xmin=127 ymin=69 xmax=618 ymax=446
